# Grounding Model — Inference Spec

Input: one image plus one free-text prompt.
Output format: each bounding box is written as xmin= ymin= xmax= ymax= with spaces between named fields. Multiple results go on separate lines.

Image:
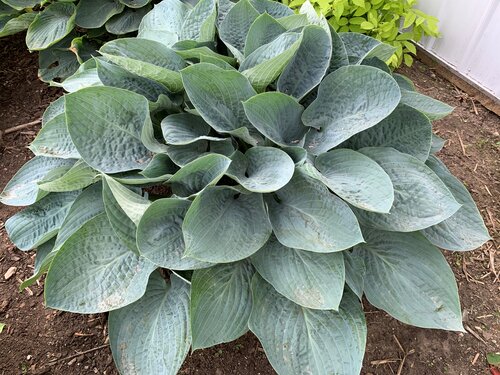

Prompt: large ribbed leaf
xmin=277 ymin=25 xmax=332 ymax=100
xmin=137 ymin=0 xmax=190 ymax=46
xmin=54 ymin=183 xmax=104 ymax=250
xmin=303 ymin=65 xmax=400 ymax=154
xmin=239 ymin=31 xmax=301 ymax=92
xmin=181 ymin=63 xmax=258 ymax=142
xmin=218 ymin=0 xmax=259 ymax=60
xmin=0 ymin=12 xmax=36 ymax=38
xmin=166 ymin=139 xmax=235 ymax=167
xmin=343 ymin=251 xmax=365 ymax=299
xmin=119 ymin=0 xmax=150 ymax=8
xmin=400 ymin=89 xmax=454 ymax=120
xmin=226 ymin=147 xmax=295 ymax=193
xmin=100 ymin=38 xmax=186 ymax=92
xmin=26 ymin=3 xmax=75 ymax=51
xmin=249 ymin=0 xmax=293 ymax=18
xmin=340 ymin=32 xmax=395 ymax=64
xmin=5 ymin=191 xmax=79 ymax=251
xmin=266 ymin=170 xmax=363 ymax=253
xmin=183 ymin=187 xmax=272 ymax=263
xmin=0 ymin=156 xmax=75 ymax=206
xmin=356 ymin=147 xmax=461 ymax=232
xmin=105 ymin=4 xmax=152 ymax=35
xmin=243 ymin=92 xmax=307 ymax=147
xmin=421 ymin=156 xmax=490 ymax=251
xmin=109 ymin=272 xmax=191 ymax=375
xmin=251 ymin=236 xmax=344 ymax=310
xmin=2 ymin=0 xmax=39 ymax=10
xmin=38 ymin=160 xmax=97 ymax=193
xmin=161 ymin=113 xmax=224 ymax=145
xmin=45 ymin=213 xmax=156 ymax=313
xmin=355 ymin=229 xmax=463 ymax=331
xmin=30 ymin=113 xmax=80 ymax=159
xmin=65 ymin=87 xmax=153 ymax=173
xmin=315 ymin=149 xmax=394 ymax=213
xmin=75 ymin=0 xmax=124 ymax=28
xmin=180 ymin=0 xmax=216 ymax=43
xmin=168 ymin=154 xmax=231 ymax=196
xmin=249 ymin=275 xmax=367 ymax=375
xmin=244 ymin=13 xmax=285 ymax=56
xmin=137 ymin=198 xmax=211 ymax=270
xmin=344 ymin=104 xmax=432 ymax=162
xmin=190 ymin=261 xmax=254 ymax=349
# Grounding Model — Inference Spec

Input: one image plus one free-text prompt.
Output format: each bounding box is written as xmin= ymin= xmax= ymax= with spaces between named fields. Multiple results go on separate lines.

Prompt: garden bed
xmin=0 ymin=33 xmax=498 ymax=375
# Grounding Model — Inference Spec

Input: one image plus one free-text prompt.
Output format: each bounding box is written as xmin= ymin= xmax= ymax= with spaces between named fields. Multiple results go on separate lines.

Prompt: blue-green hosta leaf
xmin=109 ymin=272 xmax=190 ymax=375
xmin=343 ymin=251 xmax=365 ymax=300
xmin=226 ymin=147 xmax=294 ymax=193
xmin=1 ymin=0 xmax=38 ymax=10
xmin=103 ymin=175 xmax=150 ymax=226
xmin=65 ymin=87 xmax=153 ymax=173
xmin=282 ymin=146 xmax=307 ymax=165
xmin=356 ymin=147 xmax=461 ymax=232
xmin=243 ymin=92 xmax=307 ymax=147
xmin=249 ymin=0 xmax=293 ymax=18
xmin=0 ymin=12 xmax=35 ymax=38
xmin=277 ymin=13 xmax=309 ymax=30
xmin=431 ymin=134 xmax=446 ymax=154
xmin=173 ymin=42 xmax=236 ymax=66
xmin=95 ymin=58 xmax=169 ymax=101
xmin=42 ymin=96 xmax=65 ymax=127
xmin=344 ymin=104 xmax=432 ymax=162
xmin=19 ymin=238 xmax=55 ymax=291
xmin=45 ymin=214 xmax=156 ymax=313
xmin=161 ymin=113 xmax=225 ymax=145
xmin=327 ymin=28 xmax=349 ymax=75
xmin=251 ymin=236 xmax=345 ymax=310
xmin=362 ymin=57 xmax=391 ymax=73
xmin=218 ymin=0 xmax=259 ymax=60
xmin=239 ymin=31 xmax=302 ymax=92
xmin=191 ymin=261 xmax=254 ymax=350
xmin=355 ymin=229 xmax=464 ymax=331
xmin=54 ymin=183 xmax=105 ymax=250
xmin=421 ymin=156 xmax=490 ymax=251
xmin=38 ymin=160 xmax=98 ymax=193
xmin=105 ymin=4 xmax=152 ymax=35
xmin=137 ymin=0 xmax=190 ymax=46
xmin=30 ymin=114 xmax=80 ymax=159
xmin=5 ymin=191 xmax=80 ymax=251
xmin=266 ymin=169 xmax=364 ymax=253
xmin=112 ymin=154 xmax=177 ymax=185
xmin=393 ymin=73 xmax=415 ymax=91
xmin=137 ymin=198 xmax=211 ymax=270
xmin=298 ymin=0 xmax=329 ymax=32
xmin=181 ymin=63 xmax=258 ymax=142
xmin=303 ymin=65 xmax=400 ymax=154
xmin=166 ymin=139 xmax=235 ymax=167
xmin=119 ymin=0 xmax=150 ymax=8
xmin=0 ymin=157 xmax=75 ymax=206
xmin=37 ymin=33 xmax=80 ymax=83
xmin=277 ymin=25 xmax=331 ymax=100
xmin=244 ymin=13 xmax=286 ymax=57
xmin=180 ymin=0 xmax=216 ymax=43
xmin=249 ymin=274 xmax=367 ymax=375
xmin=315 ymin=149 xmax=394 ymax=213
xmin=59 ymin=68 xmax=102 ymax=93
xmin=26 ymin=3 xmax=75 ymax=51
xmin=400 ymin=89 xmax=454 ymax=120
xmin=100 ymin=38 xmax=186 ymax=92
xmin=168 ymin=154 xmax=231 ymax=197
xmin=183 ymin=187 xmax=272 ymax=263
xmin=75 ymin=0 xmax=124 ymax=28
xmin=339 ymin=32 xmax=396 ymax=64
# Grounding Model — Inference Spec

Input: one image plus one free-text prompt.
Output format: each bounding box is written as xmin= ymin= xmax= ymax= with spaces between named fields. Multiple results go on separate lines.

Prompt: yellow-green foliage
xmin=282 ymin=0 xmax=440 ymax=68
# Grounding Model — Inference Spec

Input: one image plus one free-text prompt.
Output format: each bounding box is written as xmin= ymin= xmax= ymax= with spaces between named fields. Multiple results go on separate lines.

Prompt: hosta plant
xmin=1 ymin=0 xmax=490 ymax=374
xmin=0 ymin=0 xmax=158 ymax=82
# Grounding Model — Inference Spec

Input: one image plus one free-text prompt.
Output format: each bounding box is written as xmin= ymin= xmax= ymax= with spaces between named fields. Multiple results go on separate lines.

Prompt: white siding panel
xmin=417 ymin=0 xmax=500 ymax=99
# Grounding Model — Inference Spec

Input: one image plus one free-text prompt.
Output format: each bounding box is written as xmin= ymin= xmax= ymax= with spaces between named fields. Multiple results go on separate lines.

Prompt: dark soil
xmin=0 ymin=33 xmax=499 ymax=375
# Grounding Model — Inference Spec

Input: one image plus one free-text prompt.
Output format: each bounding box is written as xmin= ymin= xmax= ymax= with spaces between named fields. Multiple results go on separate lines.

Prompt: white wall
xmin=417 ymin=0 xmax=500 ymax=100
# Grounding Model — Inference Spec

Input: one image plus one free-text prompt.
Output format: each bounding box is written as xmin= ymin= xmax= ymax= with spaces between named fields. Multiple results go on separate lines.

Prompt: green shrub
xmin=281 ymin=0 xmax=440 ymax=67
xmin=0 ymin=0 xmax=157 ymax=82
xmin=2 ymin=0 xmax=489 ymax=374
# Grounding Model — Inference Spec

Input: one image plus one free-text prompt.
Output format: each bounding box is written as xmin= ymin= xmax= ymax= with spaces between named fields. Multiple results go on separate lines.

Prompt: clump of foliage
xmin=1 ymin=0 xmax=490 ymax=374
xmin=282 ymin=0 xmax=440 ymax=67
xmin=0 ymin=0 xmax=157 ymax=82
